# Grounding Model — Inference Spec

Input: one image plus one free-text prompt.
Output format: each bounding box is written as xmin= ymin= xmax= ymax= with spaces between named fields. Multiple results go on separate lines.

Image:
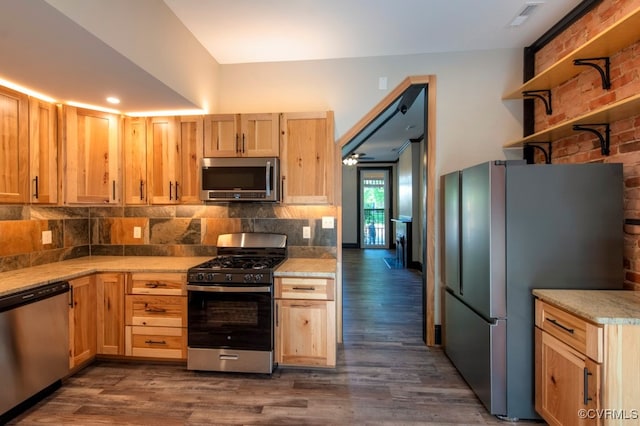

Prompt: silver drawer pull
xmin=292 ymin=286 xmax=316 ymax=291
xmin=219 ymin=354 xmax=239 ymax=360
xmin=548 ymin=318 xmax=574 ymax=334
xmin=145 ymin=340 xmax=167 ymax=345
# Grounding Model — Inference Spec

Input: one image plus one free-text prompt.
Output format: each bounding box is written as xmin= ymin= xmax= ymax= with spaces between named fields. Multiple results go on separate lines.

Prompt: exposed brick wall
xmin=532 ymin=0 xmax=640 ymax=290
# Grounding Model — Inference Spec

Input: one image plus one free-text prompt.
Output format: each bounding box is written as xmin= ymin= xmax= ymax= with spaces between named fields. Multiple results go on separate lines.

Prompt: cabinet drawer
xmin=275 ymin=277 xmax=335 ymax=300
xmin=128 ymin=272 xmax=186 ymax=296
xmin=125 ymin=295 xmax=187 ymax=327
xmin=125 ymin=326 xmax=186 ymax=359
xmin=535 ymin=299 xmax=603 ymax=362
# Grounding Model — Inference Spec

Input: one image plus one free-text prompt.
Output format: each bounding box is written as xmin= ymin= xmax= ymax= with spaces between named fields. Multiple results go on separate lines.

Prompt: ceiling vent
xmin=510 ymin=2 xmax=544 ymax=27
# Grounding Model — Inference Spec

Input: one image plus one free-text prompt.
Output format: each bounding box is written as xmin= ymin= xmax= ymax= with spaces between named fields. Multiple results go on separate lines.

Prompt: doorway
xmin=337 ymin=75 xmax=437 ymax=346
xmin=360 ymin=169 xmax=390 ymax=248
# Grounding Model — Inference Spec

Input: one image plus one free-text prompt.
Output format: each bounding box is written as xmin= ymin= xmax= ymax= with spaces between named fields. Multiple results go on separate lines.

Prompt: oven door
xmin=187 ymin=285 xmax=273 ymax=351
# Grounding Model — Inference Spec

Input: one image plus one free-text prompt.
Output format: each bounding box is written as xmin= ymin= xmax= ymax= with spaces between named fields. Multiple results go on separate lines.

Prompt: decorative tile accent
xmin=177 ymin=205 xmax=228 ymax=218
xmin=0 ymin=206 xmax=28 ymax=220
xmin=149 ymin=218 xmax=200 ymax=244
xmin=64 ymin=219 xmax=90 ymax=247
xmin=201 ymin=218 xmax=243 ymax=245
xmin=124 ymin=206 xmax=177 ymax=218
xmin=0 ymin=254 xmax=29 ymax=273
xmin=31 ymin=206 xmax=89 ymax=220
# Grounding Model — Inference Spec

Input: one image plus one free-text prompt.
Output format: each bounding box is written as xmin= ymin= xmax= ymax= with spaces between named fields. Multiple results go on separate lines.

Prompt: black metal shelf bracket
xmin=523 ymin=142 xmax=552 ymax=164
xmin=522 ymin=90 xmax=552 ymax=115
xmin=573 ymin=57 xmax=611 ymax=89
xmin=572 ymin=123 xmax=611 ymax=155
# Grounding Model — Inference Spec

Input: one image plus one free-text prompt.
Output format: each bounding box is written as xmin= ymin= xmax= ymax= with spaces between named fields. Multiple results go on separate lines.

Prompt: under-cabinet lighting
xmin=126 ymin=109 xmax=207 ymax=117
xmin=0 ymin=77 xmax=56 ymax=103
xmin=66 ymin=101 xmax=120 ymax=114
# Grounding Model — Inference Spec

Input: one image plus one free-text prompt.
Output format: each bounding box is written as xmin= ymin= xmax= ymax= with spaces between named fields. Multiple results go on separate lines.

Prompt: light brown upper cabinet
xmin=29 ymin=100 xmax=59 ymax=204
xmin=147 ymin=116 xmax=202 ymax=204
xmin=62 ymin=106 xmax=120 ymax=204
xmin=0 ymin=86 xmax=29 ymax=203
xmin=123 ymin=117 xmax=148 ymax=204
xmin=204 ymin=113 xmax=279 ymax=157
xmin=280 ymin=111 xmax=335 ymax=204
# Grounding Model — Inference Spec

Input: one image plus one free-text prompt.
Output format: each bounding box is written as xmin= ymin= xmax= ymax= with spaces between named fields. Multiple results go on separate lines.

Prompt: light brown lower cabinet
xmin=535 ymin=299 xmax=640 ymax=426
xmin=275 ymin=277 xmax=336 ymax=368
xmin=68 ymin=275 xmax=97 ymax=369
xmin=96 ymin=273 xmax=125 ymax=355
xmin=125 ymin=272 xmax=187 ymax=359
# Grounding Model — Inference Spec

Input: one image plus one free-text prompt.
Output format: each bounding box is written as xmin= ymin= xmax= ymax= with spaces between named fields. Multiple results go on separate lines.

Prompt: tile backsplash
xmin=0 ymin=204 xmax=338 ymax=273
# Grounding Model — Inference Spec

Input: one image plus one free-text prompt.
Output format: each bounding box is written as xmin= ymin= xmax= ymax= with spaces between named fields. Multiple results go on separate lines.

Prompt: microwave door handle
xmin=266 ymin=161 xmax=272 ymax=196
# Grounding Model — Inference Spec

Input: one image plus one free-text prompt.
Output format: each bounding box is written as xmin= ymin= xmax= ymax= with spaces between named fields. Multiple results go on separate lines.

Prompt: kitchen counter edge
xmin=533 ymin=289 xmax=640 ymax=325
xmin=0 ymin=256 xmax=337 ymax=297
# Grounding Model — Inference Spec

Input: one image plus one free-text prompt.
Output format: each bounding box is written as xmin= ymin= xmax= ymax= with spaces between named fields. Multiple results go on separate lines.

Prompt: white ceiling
xmin=164 ymin=0 xmax=583 ymax=65
xmin=0 ymin=0 xmax=584 ymax=162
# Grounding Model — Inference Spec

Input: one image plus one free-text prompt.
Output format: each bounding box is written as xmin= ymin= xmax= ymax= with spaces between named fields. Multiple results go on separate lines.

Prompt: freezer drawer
xmin=444 ymin=291 xmax=506 ymax=416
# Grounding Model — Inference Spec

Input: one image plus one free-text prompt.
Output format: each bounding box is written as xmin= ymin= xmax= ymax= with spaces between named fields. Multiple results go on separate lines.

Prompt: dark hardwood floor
xmin=7 ymin=249 xmax=541 ymax=425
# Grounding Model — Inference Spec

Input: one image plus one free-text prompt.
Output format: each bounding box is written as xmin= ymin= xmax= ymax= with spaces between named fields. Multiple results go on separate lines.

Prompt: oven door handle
xmin=187 ymin=284 xmax=271 ymax=293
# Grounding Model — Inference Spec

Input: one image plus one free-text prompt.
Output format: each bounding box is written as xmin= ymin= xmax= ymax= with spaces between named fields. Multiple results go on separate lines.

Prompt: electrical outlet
xmin=42 ymin=230 xmax=52 ymax=245
xmin=322 ymin=216 xmax=334 ymax=229
xmin=133 ymin=226 xmax=142 ymax=239
xmin=302 ymin=226 xmax=311 ymax=239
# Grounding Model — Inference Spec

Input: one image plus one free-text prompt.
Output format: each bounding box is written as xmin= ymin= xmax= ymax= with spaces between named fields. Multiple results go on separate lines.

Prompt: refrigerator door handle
xmin=458 ymin=174 xmax=463 ymax=296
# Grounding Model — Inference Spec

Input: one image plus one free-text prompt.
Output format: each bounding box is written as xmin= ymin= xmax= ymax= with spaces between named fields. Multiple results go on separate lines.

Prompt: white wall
xmin=217 ymin=49 xmax=524 ymax=170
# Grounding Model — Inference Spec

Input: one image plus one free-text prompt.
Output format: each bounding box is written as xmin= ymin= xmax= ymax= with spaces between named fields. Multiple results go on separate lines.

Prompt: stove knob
xmin=206 ymin=273 xmax=214 ymax=281
xmin=197 ymin=273 xmax=204 ymax=281
xmin=254 ymin=273 xmax=264 ymax=282
xmin=225 ymin=274 xmax=233 ymax=282
xmin=244 ymin=274 xmax=253 ymax=282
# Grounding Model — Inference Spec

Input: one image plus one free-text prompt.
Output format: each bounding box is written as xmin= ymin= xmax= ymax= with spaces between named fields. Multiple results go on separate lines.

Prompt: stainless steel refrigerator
xmin=442 ymin=160 xmax=623 ymax=420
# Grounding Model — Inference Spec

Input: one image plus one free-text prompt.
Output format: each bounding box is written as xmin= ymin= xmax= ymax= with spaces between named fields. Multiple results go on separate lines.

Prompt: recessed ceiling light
xmin=106 ymin=96 xmax=120 ymax=104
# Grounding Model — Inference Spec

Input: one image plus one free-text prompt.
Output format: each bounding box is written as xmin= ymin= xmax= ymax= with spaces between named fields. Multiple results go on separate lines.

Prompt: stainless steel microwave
xmin=200 ymin=157 xmax=279 ymax=202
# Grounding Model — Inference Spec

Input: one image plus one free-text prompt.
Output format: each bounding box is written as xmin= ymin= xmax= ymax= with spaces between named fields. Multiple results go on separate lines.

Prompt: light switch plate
xmin=322 ymin=216 xmax=334 ymax=229
xmin=133 ymin=226 xmax=142 ymax=239
xmin=42 ymin=230 xmax=52 ymax=245
xmin=303 ymin=226 xmax=311 ymax=239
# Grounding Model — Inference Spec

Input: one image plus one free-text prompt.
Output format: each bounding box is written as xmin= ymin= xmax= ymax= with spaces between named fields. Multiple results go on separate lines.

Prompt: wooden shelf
xmin=504 ymin=93 xmax=640 ymax=148
xmin=503 ymin=6 xmax=640 ymax=100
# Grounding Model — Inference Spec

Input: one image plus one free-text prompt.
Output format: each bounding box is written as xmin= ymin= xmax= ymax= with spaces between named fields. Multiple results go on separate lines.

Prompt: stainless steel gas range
xmin=186 ymin=232 xmax=286 ymax=374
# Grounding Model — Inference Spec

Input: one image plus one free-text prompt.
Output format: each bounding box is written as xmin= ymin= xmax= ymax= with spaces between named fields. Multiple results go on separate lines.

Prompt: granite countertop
xmin=275 ymin=258 xmax=337 ymax=278
xmin=0 ymin=256 xmax=211 ymax=297
xmin=0 ymin=256 xmax=337 ymax=297
xmin=533 ymin=289 xmax=640 ymax=325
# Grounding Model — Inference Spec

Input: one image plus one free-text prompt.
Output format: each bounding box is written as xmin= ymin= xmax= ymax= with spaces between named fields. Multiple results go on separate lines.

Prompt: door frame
xmin=337 ymin=75 xmax=437 ymax=346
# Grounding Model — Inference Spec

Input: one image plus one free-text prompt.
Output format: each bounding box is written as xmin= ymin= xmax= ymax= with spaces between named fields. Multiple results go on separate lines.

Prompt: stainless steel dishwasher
xmin=0 ymin=281 xmax=70 ymax=417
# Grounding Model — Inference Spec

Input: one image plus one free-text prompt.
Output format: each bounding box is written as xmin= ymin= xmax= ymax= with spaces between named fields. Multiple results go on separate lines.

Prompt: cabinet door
xmin=96 ymin=273 xmax=125 ymax=356
xmin=203 ymin=114 xmax=240 ymax=157
xmin=535 ymin=327 xmax=600 ymax=426
xmin=147 ymin=116 xmax=179 ymax=204
xmin=240 ymin=113 xmax=279 ymax=157
xmin=276 ymin=299 xmax=336 ymax=367
xmin=28 ymin=99 xmax=58 ymax=204
xmin=63 ymin=106 xmax=120 ymax=204
xmin=123 ymin=117 xmax=147 ymax=204
xmin=280 ymin=111 xmax=335 ymax=204
xmin=0 ymin=86 xmax=28 ymax=203
xmin=68 ymin=275 xmax=97 ymax=369
xmin=177 ymin=115 xmax=203 ymax=203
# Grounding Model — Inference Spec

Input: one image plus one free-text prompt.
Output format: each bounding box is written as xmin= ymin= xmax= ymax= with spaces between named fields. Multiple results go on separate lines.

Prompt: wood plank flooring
xmin=7 ymin=249 xmax=544 ymax=425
